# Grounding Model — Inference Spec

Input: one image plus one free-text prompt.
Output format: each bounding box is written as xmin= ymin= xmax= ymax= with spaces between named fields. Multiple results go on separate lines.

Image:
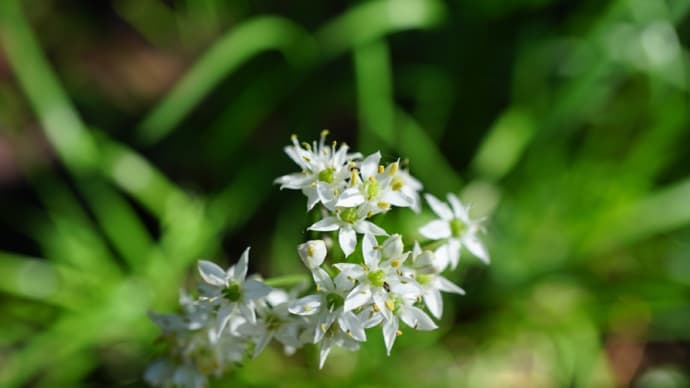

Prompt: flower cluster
xmin=146 ymin=133 xmax=489 ymax=388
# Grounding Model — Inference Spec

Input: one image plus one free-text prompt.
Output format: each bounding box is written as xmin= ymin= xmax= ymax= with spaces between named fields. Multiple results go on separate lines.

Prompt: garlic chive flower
xmin=197 ymin=248 xmax=271 ymax=338
xmin=147 ymin=135 xmax=490 ymax=387
xmin=419 ymin=193 xmax=490 ymax=270
xmin=275 ymin=131 xmax=361 ymax=210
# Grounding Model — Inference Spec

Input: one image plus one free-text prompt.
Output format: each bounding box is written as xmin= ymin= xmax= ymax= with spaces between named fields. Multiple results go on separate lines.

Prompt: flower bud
xmin=382 ymin=234 xmax=403 ymax=259
xmin=298 ymin=240 xmax=327 ymax=269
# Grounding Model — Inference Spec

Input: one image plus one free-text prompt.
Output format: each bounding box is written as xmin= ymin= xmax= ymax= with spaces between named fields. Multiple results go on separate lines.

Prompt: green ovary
xmin=318 ymin=167 xmax=335 ymax=183
xmin=364 ymin=179 xmax=380 ymax=199
xmin=223 ymin=283 xmax=242 ymax=302
xmin=367 ymin=269 xmax=386 ymax=287
xmin=340 ymin=208 xmax=359 ymax=223
xmin=326 ymin=293 xmax=344 ymax=310
xmin=450 ymin=218 xmax=466 ymax=237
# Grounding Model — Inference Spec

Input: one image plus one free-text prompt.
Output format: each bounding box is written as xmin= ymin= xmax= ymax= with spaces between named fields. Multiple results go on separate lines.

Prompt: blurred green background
xmin=1 ymin=0 xmax=690 ymax=386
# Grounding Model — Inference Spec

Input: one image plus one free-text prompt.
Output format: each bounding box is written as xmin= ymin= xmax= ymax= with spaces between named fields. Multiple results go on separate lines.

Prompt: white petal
xmin=423 ymin=289 xmax=443 ymax=319
xmin=215 ymin=303 xmax=234 ymax=338
xmin=232 ymin=247 xmax=250 ymax=282
xmin=344 ymin=284 xmax=372 ymax=311
xmin=298 ymin=240 xmax=327 ymax=269
xmin=419 ymin=220 xmax=451 ymax=240
xmin=333 ymin=272 xmax=354 ymax=292
xmin=244 ymin=279 xmax=272 ymax=299
xmin=312 ymin=268 xmax=335 ymax=292
xmin=433 ymin=245 xmax=451 ymax=272
xmin=383 ymin=317 xmax=399 ymax=356
xmin=360 ymin=151 xmax=381 ymax=178
xmin=383 ymin=190 xmax=414 ymax=208
xmin=362 ymin=233 xmax=380 ymax=268
xmin=339 ymin=227 xmax=357 ymax=257
xmin=319 ymin=338 xmax=334 ymax=369
xmin=463 ymin=235 xmax=490 ymax=264
xmin=436 ymin=276 xmax=465 ymax=295
xmin=316 ymin=182 xmax=336 ymax=209
xmin=410 ymin=306 xmax=437 ymax=330
xmin=338 ymin=311 xmax=367 ymax=342
xmin=382 ymin=234 xmax=403 ymax=259
xmin=359 ymin=309 xmax=383 ymax=328
xmin=313 ymin=309 xmax=336 ymax=343
xmin=354 ymin=220 xmax=388 ymax=236
xmin=285 ymin=144 xmax=309 ymax=169
xmin=253 ymin=332 xmax=273 ymax=358
xmin=289 ymin=294 xmax=323 ymax=316
xmin=308 ymin=217 xmax=340 ymax=232
xmin=447 ymin=193 xmax=469 ymax=221
xmin=275 ymin=173 xmax=311 ymax=190
xmin=399 ymin=308 xmax=417 ymax=328
xmin=197 ymin=260 xmax=227 ymax=287
xmin=424 ymin=193 xmax=454 ymax=220
xmin=306 ymin=187 xmax=321 ymax=210
xmin=333 ymin=263 xmax=365 ymax=279
xmin=447 ymin=239 xmax=461 ymax=270
xmin=373 ymin=292 xmax=393 ymax=321
xmin=336 ymin=187 xmax=365 ymax=207
xmin=239 ymin=302 xmax=256 ymax=324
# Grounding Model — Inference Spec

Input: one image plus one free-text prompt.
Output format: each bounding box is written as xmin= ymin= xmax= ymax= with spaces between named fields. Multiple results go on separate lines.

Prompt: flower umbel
xmin=147 ymin=135 xmax=491 ymax=387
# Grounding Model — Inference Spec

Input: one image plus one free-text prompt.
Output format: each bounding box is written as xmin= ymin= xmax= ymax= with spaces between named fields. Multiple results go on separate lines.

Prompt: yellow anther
xmin=301 ymin=142 xmax=312 ymax=150
xmin=316 ymin=285 xmax=322 ymax=292
xmin=291 ymin=134 xmax=298 ymax=141
xmin=307 ymin=244 xmax=314 ymax=257
xmin=321 ymin=129 xmax=330 ymax=137
xmin=396 ymin=330 xmax=403 ymax=336
xmin=385 ymin=299 xmax=395 ymax=311
xmin=378 ymin=165 xmax=385 ymax=174
xmin=368 ymin=176 xmax=376 ymax=183
xmin=391 ymin=177 xmax=404 ymax=191
xmin=346 ymin=330 xmax=352 ymax=336
xmin=389 ymin=162 xmax=399 ymax=175
xmin=303 ymin=156 xmax=311 ymax=162
xmin=320 ymin=323 xmax=327 ymax=332
xmin=373 ymin=304 xmax=381 ymax=312
xmin=377 ymin=201 xmax=390 ymax=210
xmin=304 ymin=305 xmax=313 ymax=312
xmin=391 ymin=259 xmax=400 ymax=268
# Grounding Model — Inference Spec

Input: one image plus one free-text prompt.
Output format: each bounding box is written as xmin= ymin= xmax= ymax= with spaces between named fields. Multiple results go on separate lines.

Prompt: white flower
xmin=374 ymin=283 xmax=437 ymax=356
xmin=316 ymin=323 xmax=362 ymax=369
xmin=308 ymin=208 xmax=387 ymax=257
xmin=336 ymin=152 xmax=422 ymax=215
xmin=406 ymin=244 xmax=465 ymax=319
xmin=418 ymin=193 xmax=489 ymax=269
xmin=288 ymin=268 xmax=364 ymax=345
xmin=197 ymin=248 xmax=272 ymax=338
xmin=245 ymin=289 xmax=306 ymax=358
xmin=335 ymin=234 xmax=411 ymax=312
xmin=275 ymin=131 xmax=361 ymax=210
xmin=297 ymin=240 xmax=327 ymax=269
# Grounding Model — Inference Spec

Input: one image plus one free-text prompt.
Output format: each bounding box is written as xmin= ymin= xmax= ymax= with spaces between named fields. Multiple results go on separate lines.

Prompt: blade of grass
xmin=0 ymin=252 xmax=73 ymax=308
xmin=396 ymin=110 xmax=463 ymax=194
xmin=353 ymin=40 xmax=395 ymax=152
xmin=0 ymin=0 xmax=99 ymax=173
xmin=136 ymin=16 xmax=316 ymax=143
xmin=316 ymin=0 xmax=446 ymax=60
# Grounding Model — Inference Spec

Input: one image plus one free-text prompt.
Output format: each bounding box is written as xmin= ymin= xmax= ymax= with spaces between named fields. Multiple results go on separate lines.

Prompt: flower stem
xmin=264 ymin=274 xmax=310 ymax=287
